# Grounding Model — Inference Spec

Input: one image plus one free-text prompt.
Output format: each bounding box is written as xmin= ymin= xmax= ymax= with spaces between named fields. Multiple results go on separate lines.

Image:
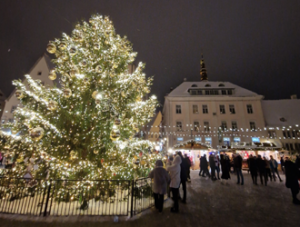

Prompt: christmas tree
xmin=0 ymin=14 xmax=159 ymax=182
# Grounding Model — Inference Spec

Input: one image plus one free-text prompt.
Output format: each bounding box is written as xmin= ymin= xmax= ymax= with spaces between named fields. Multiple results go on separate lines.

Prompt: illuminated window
xmin=221 ymin=121 xmax=227 ymax=130
xmin=229 ymin=105 xmax=235 ymax=114
xmin=220 ymin=105 xmax=225 ymax=114
xmin=176 ymin=122 xmax=182 ymax=131
xmin=250 ymin=121 xmax=256 ymax=130
xmin=204 ymin=121 xmax=209 ymax=132
xmin=232 ymin=121 xmax=237 ymax=130
xmin=194 ymin=121 xmax=200 ymax=131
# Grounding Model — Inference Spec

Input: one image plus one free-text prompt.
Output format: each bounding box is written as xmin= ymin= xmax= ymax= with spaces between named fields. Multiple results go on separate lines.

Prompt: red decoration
xmin=113 ymin=173 xmax=116 ymax=176
xmin=101 ymin=159 xmax=104 ymax=163
xmin=139 ymin=152 xmax=143 ymax=157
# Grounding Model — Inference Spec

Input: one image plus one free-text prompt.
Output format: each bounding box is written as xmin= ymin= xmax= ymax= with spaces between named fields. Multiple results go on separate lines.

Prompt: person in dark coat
xmin=220 ymin=153 xmax=231 ymax=183
xmin=184 ymin=154 xmax=192 ymax=182
xmin=270 ymin=155 xmax=282 ymax=182
xmin=264 ymin=157 xmax=273 ymax=182
xmin=257 ymin=155 xmax=267 ymax=186
xmin=248 ymin=155 xmax=258 ymax=184
xmin=199 ymin=155 xmax=203 ymax=176
xmin=280 ymin=156 xmax=285 ymax=174
xmin=285 ymin=157 xmax=300 ymax=205
xmin=200 ymin=154 xmax=210 ymax=177
xmin=234 ymin=154 xmax=244 ymax=185
xmin=177 ymin=151 xmax=188 ymax=203
xmin=148 ymin=160 xmax=170 ymax=212
xmin=295 ymin=155 xmax=300 ymax=170
xmin=209 ymin=153 xmax=217 ymax=181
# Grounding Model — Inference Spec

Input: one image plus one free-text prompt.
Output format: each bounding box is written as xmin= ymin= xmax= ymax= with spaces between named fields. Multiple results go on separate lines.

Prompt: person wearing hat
xmin=148 ymin=160 xmax=170 ymax=213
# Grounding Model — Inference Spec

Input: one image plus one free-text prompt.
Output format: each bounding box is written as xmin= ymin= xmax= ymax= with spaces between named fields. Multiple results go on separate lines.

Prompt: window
xmin=191 ymin=90 xmax=197 ymax=95
xmin=204 ymin=121 xmax=209 ymax=132
xmin=205 ymin=90 xmax=209 ymax=95
xmin=218 ymin=84 xmax=225 ymax=87
xmin=268 ymin=130 xmax=276 ymax=138
xmin=290 ymin=143 xmax=294 ymax=150
xmin=221 ymin=121 xmax=227 ymax=130
xmin=37 ymin=71 xmax=42 ymax=76
xmin=176 ymin=105 xmax=181 ymax=114
xmin=232 ymin=121 xmax=237 ymax=131
xmin=219 ymin=105 xmax=225 ymax=114
xmin=194 ymin=121 xmax=200 ymax=131
xmin=192 ymin=105 xmax=198 ymax=114
xmin=176 ymin=122 xmax=182 ymax=131
xmin=205 ymin=84 xmax=211 ymax=87
xmin=202 ymin=105 xmax=208 ymax=114
xmin=247 ymin=104 xmax=253 ymax=114
xmin=283 ymin=131 xmax=287 ymax=138
xmin=229 ymin=105 xmax=235 ymax=114
xmin=151 ymin=135 xmax=153 ymax=138
xmin=191 ymin=84 xmax=198 ymax=87
xmin=292 ymin=131 xmax=296 ymax=137
xmin=221 ymin=90 xmax=226 ymax=95
xmin=227 ymin=90 xmax=232 ymax=95
xmin=250 ymin=121 xmax=256 ymax=130
xmin=286 ymin=131 xmax=291 ymax=138
xmin=8 ymin=118 xmax=14 ymax=123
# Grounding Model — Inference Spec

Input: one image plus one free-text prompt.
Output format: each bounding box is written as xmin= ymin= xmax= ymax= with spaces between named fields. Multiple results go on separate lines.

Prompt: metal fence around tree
xmin=0 ymin=177 xmax=154 ymax=217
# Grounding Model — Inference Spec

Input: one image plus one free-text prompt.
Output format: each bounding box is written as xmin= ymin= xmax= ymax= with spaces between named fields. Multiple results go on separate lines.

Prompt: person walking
xmin=199 ymin=155 xmax=203 ymax=176
xmin=166 ymin=155 xmax=174 ymax=198
xmin=248 ymin=155 xmax=258 ymax=185
xmin=270 ymin=155 xmax=282 ymax=182
xmin=257 ymin=155 xmax=267 ymax=186
xmin=234 ymin=154 xmax=244 ymax=185
xmin=215 ymin=155 xmax=221 ymax=180
xmin=166 ymin=155 xmax=182 ymax=212
xmin=148 ymin=160 xmax=170 ymax=213
xmin=209 ymin=153 xmax=217 ymax=181
xmin=200 ymin=154 xmax=210 ymax=178
xmin=220 ymin=153 xmax=231 ymax=184
xmin=284 ymin=157 xmax=300 ymax=205
xmin=177 ymin=152 xmax=188 ymax=203
xmin=264 ymin=157 xmax=272 ymax=182
xmin=280 ymin=156 xmax=285 ymax=174
xmin=184 ymin=154 xmax=192 ymax=182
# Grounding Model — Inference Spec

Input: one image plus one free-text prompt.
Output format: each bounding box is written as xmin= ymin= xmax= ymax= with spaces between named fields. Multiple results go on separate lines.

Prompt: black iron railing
xmin=0 ymin=177 xmax=154 ymax=217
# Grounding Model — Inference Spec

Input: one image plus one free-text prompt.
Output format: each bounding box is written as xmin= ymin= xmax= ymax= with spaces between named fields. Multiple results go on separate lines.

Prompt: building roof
xmin=262 ymin=99 xmax=300 ymax=127
xmin=167 ymin=81 xmax=260 ymax=97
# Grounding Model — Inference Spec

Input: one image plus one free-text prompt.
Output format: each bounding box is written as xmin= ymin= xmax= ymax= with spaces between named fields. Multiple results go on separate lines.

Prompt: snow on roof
xmin=167 ymin=81 xmax=259 ymax=97
xmin=262 ymin=100 xmax=300 ymax=127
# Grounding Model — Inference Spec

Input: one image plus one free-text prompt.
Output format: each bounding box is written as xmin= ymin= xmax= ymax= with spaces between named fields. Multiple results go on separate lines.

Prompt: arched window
xmin=218 ymin=83 xmax=225 ymax=87
xmin=205 ymin=84 xmax=211 ymax=87
xmin=191 ymin=84 xmax=198 ymax=87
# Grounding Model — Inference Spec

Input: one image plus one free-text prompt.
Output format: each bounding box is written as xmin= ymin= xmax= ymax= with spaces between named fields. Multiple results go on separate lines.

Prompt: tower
xmin=200 ymin=55 xmax=208 ymax=81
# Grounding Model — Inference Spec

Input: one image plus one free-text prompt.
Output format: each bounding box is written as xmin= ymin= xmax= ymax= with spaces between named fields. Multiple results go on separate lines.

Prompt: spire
xmin=200 ymin=54 xmax=208 ymax=81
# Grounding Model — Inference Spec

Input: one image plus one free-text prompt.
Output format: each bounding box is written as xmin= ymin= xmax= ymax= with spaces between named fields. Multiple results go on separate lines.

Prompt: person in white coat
xmin=166 ymin=155 xmax=182 ymax=213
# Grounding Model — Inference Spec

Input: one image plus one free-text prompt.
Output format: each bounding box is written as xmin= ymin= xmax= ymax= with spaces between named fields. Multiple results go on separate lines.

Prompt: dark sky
xmin=1 ymin=0 xmax=300 ymax=106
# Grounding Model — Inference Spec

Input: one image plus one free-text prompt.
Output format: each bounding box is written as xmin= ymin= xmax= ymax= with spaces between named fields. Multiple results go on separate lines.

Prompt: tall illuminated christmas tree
xmin=0 ymin=15 xmax=159 ymax=181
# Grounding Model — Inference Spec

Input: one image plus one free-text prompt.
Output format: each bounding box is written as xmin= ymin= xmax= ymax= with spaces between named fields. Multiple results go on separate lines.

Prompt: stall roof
xmin=173 ymin=140 xmax=209 ymax=150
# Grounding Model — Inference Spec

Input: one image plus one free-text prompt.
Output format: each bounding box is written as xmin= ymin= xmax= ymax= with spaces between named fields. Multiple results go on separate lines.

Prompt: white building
xmin=262 ymin=98 xmax=300 ymax=153
xmin=1 ymin=54 xmax=56 ymax=125
xmin=162 ymin=57 xmax=275 ymax=151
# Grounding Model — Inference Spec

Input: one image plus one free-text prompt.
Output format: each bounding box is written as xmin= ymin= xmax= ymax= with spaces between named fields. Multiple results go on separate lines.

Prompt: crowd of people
xmin=148 ymin=152 xmax=300 ymax=214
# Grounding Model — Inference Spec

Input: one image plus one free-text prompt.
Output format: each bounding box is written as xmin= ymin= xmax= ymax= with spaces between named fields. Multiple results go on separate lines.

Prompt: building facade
xmin=162 ymin=57 xmax=295 ymax=152
xmin=1 ymin=54 xmax=56 ymax=125
xmin=0 ymin=90 xmax=6 ymax=119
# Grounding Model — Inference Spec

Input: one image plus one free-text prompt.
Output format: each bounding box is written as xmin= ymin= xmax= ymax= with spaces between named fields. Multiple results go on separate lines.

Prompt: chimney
xmin=291 ymin=94 xmax=297 ymax=99
xmin=183 ymin=78 xmax=187 ymax=81
xmin=170 ymin=87 xmax=174 ymax=92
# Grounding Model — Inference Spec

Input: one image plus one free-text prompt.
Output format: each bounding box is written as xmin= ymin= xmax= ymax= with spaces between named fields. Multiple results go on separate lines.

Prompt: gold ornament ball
xmin=110 ymin=129 xmax=120 ymax=141
xmin=61 ymin=53 xmax=68 ymax=61
xmin=80 ymin=60 xmax=87 ymax=67
xmin=95 ymin=65 xmax=102 ymax=73
xmin=70 ymin=150 xmax=77 ymax=159
xmin=121 ymin=91 xmax=126 ymax=97
xmin=29 ymin=127 xmax=44 ymax=141
xmin=69 ymin=46 xmax=77 ymax=56
xmin=69 ymin=68 xmax=79 ymax=77
xmin=48 ymin=100 xmax=58 ymax=111
xmin=92 ymin=91 xmax=98 ymax=99
xmin=93 ymin=150 xmax=99 ymax=154
xmin=48 ymin=70 xmax=57 ymax=80
xmin=63 ymin=88 xmax=72 ymax=98
xmin=114 ymin=118 xmax=121 ymax=126
xmin=94 ymin=43 xmax=100 ymax=50
xmin=15 ymin=90 xmax=24 ymax=99
xmin=46 ymin=43 xmax=56 ymax=54
xmin=59 ymin=42 xmax=67 ymax=50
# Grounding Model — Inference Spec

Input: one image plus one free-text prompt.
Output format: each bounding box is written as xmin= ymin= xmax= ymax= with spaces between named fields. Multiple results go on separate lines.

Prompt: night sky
xmin=1 ymin=0 xmax=300 ymax=106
